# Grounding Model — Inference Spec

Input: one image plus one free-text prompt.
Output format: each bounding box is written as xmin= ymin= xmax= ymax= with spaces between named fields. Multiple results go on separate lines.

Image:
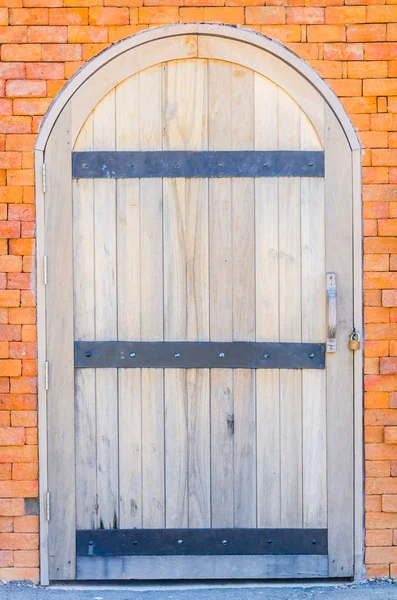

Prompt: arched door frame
xmin=35 ymin=24 xmax=363 ymax=585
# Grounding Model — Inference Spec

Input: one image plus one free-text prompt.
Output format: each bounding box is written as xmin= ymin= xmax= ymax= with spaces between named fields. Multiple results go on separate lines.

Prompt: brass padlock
xmin=349 ymin=328 xmax=360 ymax=351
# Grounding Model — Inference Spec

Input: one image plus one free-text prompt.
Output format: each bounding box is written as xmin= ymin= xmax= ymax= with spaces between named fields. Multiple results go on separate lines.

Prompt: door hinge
xmin=42 ymin=163 xmax=46 ymax=194
xmin=43 ymin=255 xmax=48 ymax=285
xmin=45 ymin=360 xmax=49 ymax=391
xmin=46 ymin=492 xmax=50 ymax=522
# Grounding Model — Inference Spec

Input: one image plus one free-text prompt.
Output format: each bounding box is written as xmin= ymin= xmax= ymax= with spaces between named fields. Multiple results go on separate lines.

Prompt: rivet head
xmin=128 ymin=162 xmax=134 ymax=168
xmin=312 ymin=539 xmax=317 ymax=545
xmin=88 ymin=541 xmax=93 ymax=545
xmin=309 ymin=353 xmax=315 ymax=359
xmin=263 ymin=162 xmax=269 ymax=168
xmin=222 ymin=540 xmax=228 ymax=545
xmin=82 ymin=163 xmax=88 ymax=169
xmin=129 ymin=352 xmax=136 ymax=358
xmin=174 ymin=162 xmax=179 ymax=168
xmin=264 ymin=352 xmax=270 ymax=359
xmin=219 ymin=352 xmax=225 ymax=358
xmin=85 ymin=351 xmax=91 ymax=358
xmin=309 ymin=162 xmax=314 ymax=167
xmin=177 ymin=539 xmax=183 ymax=545
xmin=267 ymin=539 xmax=272 ymax=544
xmin=175 ymin=352 xmax=181 ymax=358
xmin=133 ymin=540 xmax=138 ymax=545
xmin=218 ymin=161 xmax=224 ymax=167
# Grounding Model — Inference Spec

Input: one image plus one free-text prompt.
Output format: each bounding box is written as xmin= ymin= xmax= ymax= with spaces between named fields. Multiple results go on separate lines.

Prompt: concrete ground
xmin=2 ymin=581 xmax=397 ymax=600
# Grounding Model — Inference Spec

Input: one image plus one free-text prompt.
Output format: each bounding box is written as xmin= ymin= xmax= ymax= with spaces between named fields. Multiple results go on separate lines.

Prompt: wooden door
xmin=43 ymin=45 xmax=355 ymax=581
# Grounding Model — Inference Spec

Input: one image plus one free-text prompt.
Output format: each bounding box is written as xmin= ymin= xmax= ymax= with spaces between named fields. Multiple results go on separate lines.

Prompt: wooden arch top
xmin=36 ymin=23 xmax=360 ymax=153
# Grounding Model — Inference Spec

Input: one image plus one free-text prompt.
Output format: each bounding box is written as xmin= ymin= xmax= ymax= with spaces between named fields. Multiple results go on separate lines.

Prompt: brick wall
xmin=0 ymin=0 xmax=396 ymax=584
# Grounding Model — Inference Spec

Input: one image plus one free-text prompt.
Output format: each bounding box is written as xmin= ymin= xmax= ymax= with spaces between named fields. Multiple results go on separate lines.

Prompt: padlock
xmin=348 ymin=329 xmax=360 ymax=351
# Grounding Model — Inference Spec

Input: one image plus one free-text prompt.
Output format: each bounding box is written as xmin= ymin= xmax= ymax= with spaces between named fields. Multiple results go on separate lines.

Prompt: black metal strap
xmin=74 ymin=341 xmax=325 ymax=369
xmin=72 ymin=150 xmax=324 ymax=179
xmin=77 ymin=528 xmax=328 ymax=557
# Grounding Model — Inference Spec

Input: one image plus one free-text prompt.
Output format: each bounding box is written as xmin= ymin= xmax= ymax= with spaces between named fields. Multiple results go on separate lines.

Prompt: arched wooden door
xmin=37 ymin=25 xmax=362 ymax=583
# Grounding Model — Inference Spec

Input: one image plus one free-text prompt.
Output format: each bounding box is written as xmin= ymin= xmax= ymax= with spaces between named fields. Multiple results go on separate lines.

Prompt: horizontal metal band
xmin=77 ymin=529 xmax=328 ymax=557
xmin=72 ymin=150 xmax=324 ymax=179
xmin=74 ymin=341 xmax=325 ymax=369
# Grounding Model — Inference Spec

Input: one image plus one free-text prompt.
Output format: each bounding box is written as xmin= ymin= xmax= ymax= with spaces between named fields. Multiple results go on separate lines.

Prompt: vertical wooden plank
xmin=162 ymin=59 xmax=188 ymax=529
xmin=115 ymin=74 xmax=143 ymax=529
xmin=278 ymin=90 xmax=302 ymax=529
xmin=46 ymin=104 xmax=75 ymax=579
xmin=208 ymin=60 xmax=234 ymax=528
xmin=254 ymin=74 xmax=281 ymax=528
xmin=231 ymin=65 xmax=256 ymax=528
xmin=301 ymin=109 xmax=327 ymax=529
xmin=73 ymin=114 xmax=97 ymax=531
xmin=93 ymin=90 xmax=119 ymax=530
xmin=139 ymin=65 xmax=165 ymax=528
xmin=325 ymin=105 xmax=354 ymax=577
xmin=185 ymin=60 xmax=211 ymax=528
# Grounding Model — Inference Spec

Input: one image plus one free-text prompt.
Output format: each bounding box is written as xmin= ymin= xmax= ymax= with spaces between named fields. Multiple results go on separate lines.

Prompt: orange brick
xmin=25 ymin=428 xmax=37 ymax=445
xmin=365 ymin=307 xmax=390 ymax=323
xmin=367 ymin=522 xmax=389 ymax=543
xmin=365 ymin=391 xmax=389 ymax=407
xmin=0 ymin=518 xmax=13 ymax=533
xmin=10 ymin=377 xmax=36 ymax=394
xmin=325 ymin=6 xmax=366 ymax=23
xmin=324 ymin=42 xmax=363 ymax=60
xmin=364 ymin=254 xmax=389 ymax=271
xmin=0 ymin=568 xmax=39 ymax=583
xmin=0 ymin=500 xmax=24 ymax=516
xmin=0 ymin=551 xmax=12 ymax=568
xmin=10 ymin=8 xmax=48 ymax=24
xmin=367 ymin=6 xmax=397 ymax=23
xmin=364 ymin=79 xmax=397 ymax=97
xmin=13 ymin=516 xmax=38 ymax=533
xmin=363 ymin=167 xmax=389 ymax=184
xmin=367 ymin=476 xmax=397 ymax=493
xmin=328 ymin=79 xmax=362 ymax=96
xmin=388 ymin=25 xmax=397 ymax=43
xmin=0 ymin=257 xmax=21 ymax=273
xmin=49 ymin=7 xmax=88 ymax=24
xmin=13 ymin=98 xmax=52 ymax=116
xmin=366 ymin=374 xmax=397 ymax=391
xmin=89 ymin=6 xmax=129 ymax=23
xmin=365 ymin=358 xmax=380 ymax=375
xmin=0 ymin=533 xmax=38 ymax=550
xmin=1 ymin=44 xmax=41 ymax=62
xmin=25 ymin=62 xmax=64 ymax=79
xmin=366 ymin=494 xmax=382 ymax=511
xmin=308 ymin=59 xmax=342 ymax=78
xmin=27 ymin=25 xmax=67 ymax=43
xmin=310 ymin=27 xmax=347 ymax=45
xmin=0 ymin=427 xmax=24 ymax=446
xmin=362 ymin=132 xmax=389 ymax=149
xmin=137 ymin=6 xmax=178 ymax=21
xmin=342 ymin=97 xmax=377 ymax=114
xmin=365 ymin=425 xmax=384 ymax=442
xmin=367 ymin=546 xmax=397 ymax=564
xmin=366 ymin=43 xmax=397 ymax=61
xmin=0 ymin=292 xmax=20 ymax=308
xmin=42 ymin=43 xmax=81 ymax=61
xmin=245 ymin=7 xmax=285 ymax=24
xmin=8 ymin=309 xmax=35 ymax=325
xmin=0 ymin=464 xmax=10 ymax=480
xmin=0 ymin=394 xmax=36 ymax=411
xmin=260 ymin=25 xmax=301 ymax=42
xmin=366 ymin=564 xmax=390 ymax=578
xmin=68 ymin=25 xmax=108 ymax=42
xmin=286 ymin=7 xmax=323 ymax=24
xmin=12 ymin=463 xmax=37 ymax=481
xmin=385 ymin=425 xmax=397 ymax=442
xmin=347 ymin=24 xmax=386 ymax=43
xmin=13 ymin=550 xmax=38 ymax=568
xmin=0 ymin=27 xmax=27 ymax=44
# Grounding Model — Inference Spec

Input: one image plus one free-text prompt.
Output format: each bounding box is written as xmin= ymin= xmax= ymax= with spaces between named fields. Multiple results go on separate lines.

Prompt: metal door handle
xmin=326 ymin=273 xmax=337 ymax=353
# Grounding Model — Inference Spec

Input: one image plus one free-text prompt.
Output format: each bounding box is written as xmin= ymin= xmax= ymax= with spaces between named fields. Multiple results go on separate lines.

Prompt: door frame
xmin=35 ymin=23 xmax=363 ymax=585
